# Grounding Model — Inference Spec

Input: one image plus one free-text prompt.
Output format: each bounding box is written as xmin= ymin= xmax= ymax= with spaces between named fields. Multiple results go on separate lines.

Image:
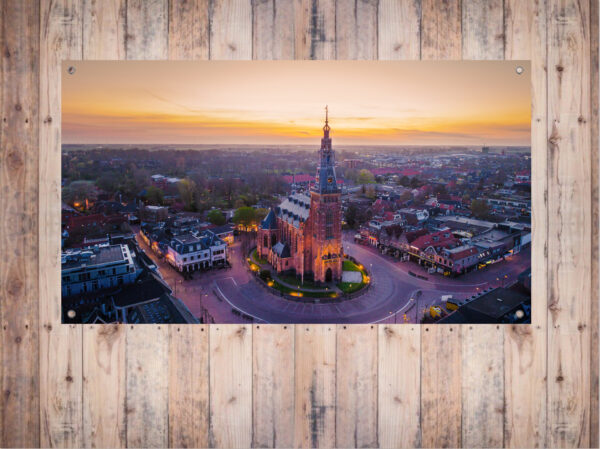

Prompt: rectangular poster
xmin=61 ymin=60 xmax=531 ymax=324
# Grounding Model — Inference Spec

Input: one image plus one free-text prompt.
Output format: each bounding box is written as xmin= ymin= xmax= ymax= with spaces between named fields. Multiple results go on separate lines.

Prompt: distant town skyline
xmin=62 ymin=60 xmax=531 ymax=146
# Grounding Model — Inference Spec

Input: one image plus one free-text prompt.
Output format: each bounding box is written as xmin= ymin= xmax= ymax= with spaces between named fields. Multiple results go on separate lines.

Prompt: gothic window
xmin=264 ymin=235 xmax=268 ymax=248
xmin=271 ymin=234 xmax=277 ymax=246
xmin=325 ymin=209 xmax=334 ymax=239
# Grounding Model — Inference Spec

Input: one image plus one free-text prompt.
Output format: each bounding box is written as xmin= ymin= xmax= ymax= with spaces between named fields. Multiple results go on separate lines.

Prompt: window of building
xmin=325 ymin=209 xmax=334 ymax=239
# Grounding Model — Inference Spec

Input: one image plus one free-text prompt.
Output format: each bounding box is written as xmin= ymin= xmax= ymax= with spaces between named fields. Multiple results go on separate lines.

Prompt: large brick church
xmin=257 ymin=107 xmax=343 ymax=283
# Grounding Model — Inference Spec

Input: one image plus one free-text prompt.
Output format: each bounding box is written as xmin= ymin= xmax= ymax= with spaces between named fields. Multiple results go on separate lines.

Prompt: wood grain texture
xmin=421 ymin=326 xmax=462 ymax=448
xmin=421 ymin=0 xmax=461 ymax=59
xmin=168 ymin=325 xmax=209 ymax=448
xmin=83 ymin=324 xmax=126 ymax=448
xmin=253 ymin=324 xmax=295 ymax=448
xmin=0 ymin=1 xmax=596 ymax=448
xmin=504 ymin=1 xmax=548 ymax=447
xmin=209 ymin=325 xmax=253 ymax=448
xmin=462 ymin=0 xmax=504 ymax=60
xmin=169 ymin=0 xmax=209 ymax=59
xmin=590 ymin=1 xmax=599 ymax=447
xmin=294 ymin=0 xmax=336 ymax=59
xmin=83 ymin=0 xmax=126 ymax=59
xmin=378 ymin=326 xmax=421 ymax=449
xmin=335 ymin=324 xmax=378 ymax=448
xmin=126 ymin=0 xmax=168 ymax=60
xmin=547 ymin=0 xmax=592 ymax=447
xmin=126 ymin=325 xmax=169 ymax=448
xmin=38 ymin=0 xmax=83 ymax=446
xmin=378 ymin=0 xmax=421 ymax=60
xmin=294 ymin=325 xmax=336 ymax=448
xmin=336 ymin=0 xmax=378 ymax=60
xmin=462 ymin=325 xmax=504 ymax=448
xmin=253 ymin=0 xmax=295 ymax=59
xmin=210 ymin=0 xmax=253 ymax=60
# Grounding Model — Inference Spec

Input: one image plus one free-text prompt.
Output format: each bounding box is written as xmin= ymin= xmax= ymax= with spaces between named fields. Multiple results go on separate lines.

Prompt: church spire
xmin=314 ymin=106 xmax=338 ymax=193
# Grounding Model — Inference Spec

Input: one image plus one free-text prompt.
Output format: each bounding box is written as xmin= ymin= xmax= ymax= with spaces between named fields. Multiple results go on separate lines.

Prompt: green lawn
xmin=276 ymin=273 xmax=327 ymax=290
xmin=342 ymin=259 xmax=362 ymax=272
xmin=337 ymin=281 xmax=366 ymax=294
xmin=338 ymin=259 xmax=368 ymax=294
xmin=269 ymin=279 xmax=337 ymax=299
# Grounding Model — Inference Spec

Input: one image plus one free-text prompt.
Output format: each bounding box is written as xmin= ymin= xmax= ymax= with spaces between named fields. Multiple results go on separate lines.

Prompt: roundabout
xmin=211 ymin=234 xmax=496 ymax=324
xmin=246 ymin=248 xmax=370 ymax=302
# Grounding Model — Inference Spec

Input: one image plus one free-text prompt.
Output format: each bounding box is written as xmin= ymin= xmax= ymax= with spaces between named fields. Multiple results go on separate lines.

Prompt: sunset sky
xmin=62 ymin=60 xmax=531 ymax=146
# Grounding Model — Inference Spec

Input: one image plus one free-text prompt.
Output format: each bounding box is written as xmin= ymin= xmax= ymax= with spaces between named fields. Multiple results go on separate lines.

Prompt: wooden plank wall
xmin=0 ymin=0 xmax=597 ymax=447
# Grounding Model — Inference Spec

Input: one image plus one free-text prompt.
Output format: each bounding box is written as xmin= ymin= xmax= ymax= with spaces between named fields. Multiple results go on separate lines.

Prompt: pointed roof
xmin=260 ymin=209 xmax=278 ymax=230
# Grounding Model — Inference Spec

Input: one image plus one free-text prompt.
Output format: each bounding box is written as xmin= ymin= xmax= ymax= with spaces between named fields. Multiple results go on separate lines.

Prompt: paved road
xmin=135 ymin=228 xmax=531 ymax=324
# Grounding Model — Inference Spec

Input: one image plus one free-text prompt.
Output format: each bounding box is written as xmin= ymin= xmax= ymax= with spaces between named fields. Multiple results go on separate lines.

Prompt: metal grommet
xmin=515 ymin=65 xmax=524 ymax=75
xmin=67 ymin=66 xmax=76 ymax=75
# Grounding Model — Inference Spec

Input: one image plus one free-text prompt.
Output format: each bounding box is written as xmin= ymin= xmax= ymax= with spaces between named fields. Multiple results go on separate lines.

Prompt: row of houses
xmin=361 ymin=215 xmax=530 ymax=276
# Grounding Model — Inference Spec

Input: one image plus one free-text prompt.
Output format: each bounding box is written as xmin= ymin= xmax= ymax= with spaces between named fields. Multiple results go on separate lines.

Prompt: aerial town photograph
xmin=61 ymin=60 xmax=531 ymax=324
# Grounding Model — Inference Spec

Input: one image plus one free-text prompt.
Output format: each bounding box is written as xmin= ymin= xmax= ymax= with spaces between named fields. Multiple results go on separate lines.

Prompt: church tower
xmin=309 ymin=106 xmax=343 ymax=283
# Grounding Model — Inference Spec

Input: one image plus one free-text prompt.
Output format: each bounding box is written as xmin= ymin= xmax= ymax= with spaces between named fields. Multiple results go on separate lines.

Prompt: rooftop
xmin=62 ymin=244 xmax=129 ymax=270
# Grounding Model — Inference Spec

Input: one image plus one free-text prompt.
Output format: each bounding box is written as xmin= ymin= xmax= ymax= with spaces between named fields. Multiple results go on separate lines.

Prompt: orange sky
xmin=62 ymin=60 xmax=531 ymax=146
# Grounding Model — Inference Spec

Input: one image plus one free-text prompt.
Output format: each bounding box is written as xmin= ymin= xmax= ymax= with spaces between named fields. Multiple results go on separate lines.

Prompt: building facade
xmin=62 ymin=244 xmax=139 ymax=296
xmin=257 ymin=107 xmax=343 ymax=283
xmin=166 ymin=230 xmax=227 ymax=272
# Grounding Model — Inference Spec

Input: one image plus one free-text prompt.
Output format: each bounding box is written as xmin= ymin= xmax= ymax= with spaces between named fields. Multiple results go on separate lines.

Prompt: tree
xmin=471 ymin=199 xmax=490 ymax=219
xmin=399 ymin=191 xmax=412 ymax=203
xmin=398 ymin=175 xmax=410 ymax=187
xmin=144 ymin=185 xmax=164 ymax=205
xmin=207 ymin=209 xmax=226 ymax=225
xmin=233 ymin=206 xmax=257 ymax=229
xmin=96 ymin=172 xmax=120 ymax=194
xmin=357 ymin=169 xmax=375 ymax=185
xmin=344 ymin=204 xmax=359 ymax=229
xmin=63 ymin=181 xmax=97 ymax=209
xmin=178 ymin=178 xmax=197 ymax=211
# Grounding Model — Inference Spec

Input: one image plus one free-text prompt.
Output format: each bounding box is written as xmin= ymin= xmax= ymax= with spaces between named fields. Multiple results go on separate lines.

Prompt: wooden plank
xmin=462 ymin=0 xmax=504 ymax=60
xmin=504 ymin=1 xmax=548 ymax=447
xmin=169 ymin=0 xmax=210 ymax=59
xmin=168 ymin=325 xmax=210 ymax=448
xmin=336 ymin=0 xmax=378 ymax=60
xmin=39 ymin=324 xmax=82 ymax=448
xmin=421 ymin=325 xmax=461 ymax=448
xmin=378 ymin=325 xmax=421 ymax=449
xmin=547 ymin=0 xmax=592 ymax=447
xmin=378 ymin=0 xmax=421 ymax=59
xmin=293 ymin=0 xmax=336 ymax=60
xmin=252 ymin=324 xmax=295 ymax=448
xmin=209 ymin=0 xmax=252 ymax=60
xmin=421 ymin=0 xmax=461 ymax=59
xmin=209 ymin=325 xmax=252 ymax=448
xmin=83 ymin=324 xmax=127 ymax=448
xmin=335 ymin=324 xmax=378 ymax=448
xmin=1 ymin=0 xmax=39 ymax=447
xmin=294 ymin=325 xmax=336 ymax=448
xmin=83 ymin=0 xmax=126 ymax=59
xmin=126 ymin=325 xmax=169 ymax=448
xmin=590 ymin=0 xmax=599 ymax=446
xmin=126 ymin=0 xmax=168 ymax=60
xmin=39 ymin=0 xmax=83 ymax=446
xmin=462 ymin=325 xmax=504 ymax=448
xmin=252 ymin=0 xmax=295 ymax=59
